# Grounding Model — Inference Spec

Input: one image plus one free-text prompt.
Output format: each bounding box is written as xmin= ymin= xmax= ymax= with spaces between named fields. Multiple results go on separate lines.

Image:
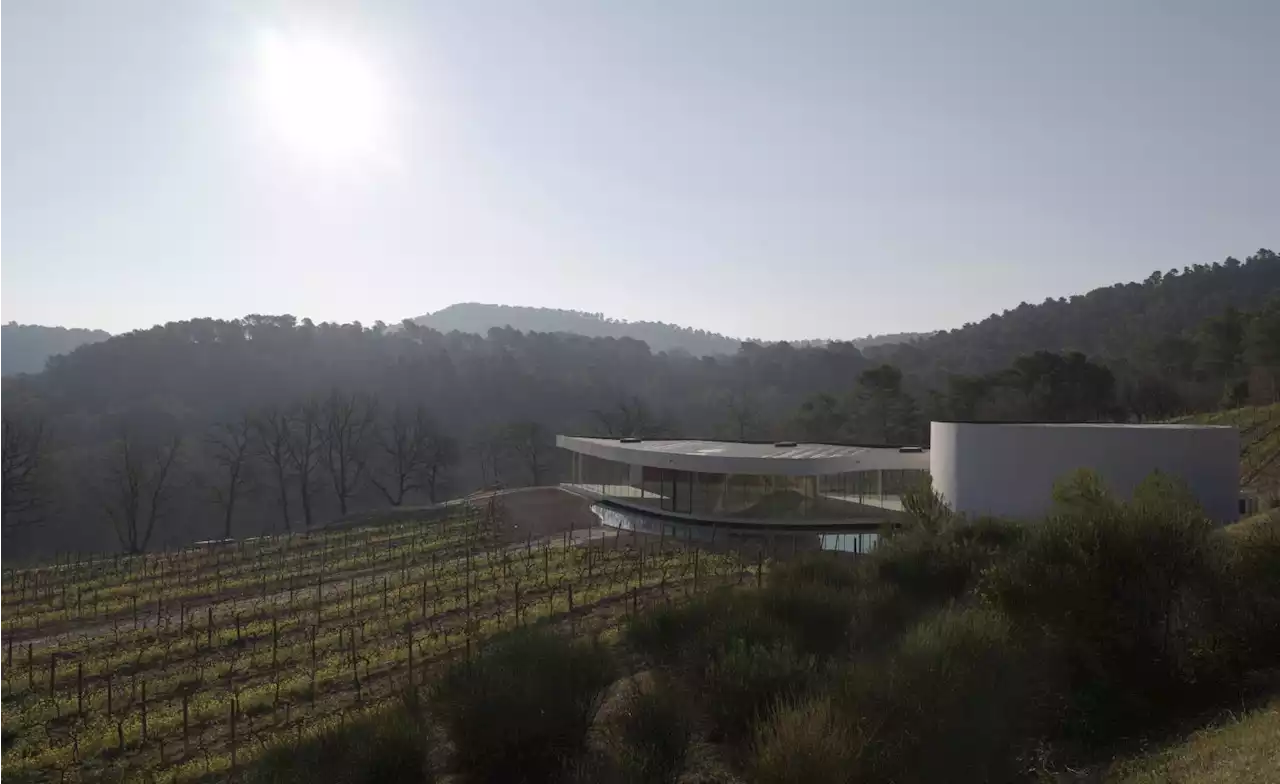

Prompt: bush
xmin=1217 ymin=516 xmax=1280 ymax=670
xmin=608 ymin=677 xmax=694 ymax=784
xmin=703 ymin=639 xmax=818 ymax=744
xmin=872 ymin=516 xmax=1022 ymax=606
xmin=982 ymin=497 xmax=1223 ymax=739
xmin=248 ymin=692 xmax=431 ymax=784
xmin=431 ymin=627 xmax=615 ymax=783
xmin=749 ymin=695 xmax=862 ymax=784
xmin=836 ymin=605 xmax=1052 ymax=783
xmin=627 ymin=589 xmax=790 ymax=669
xmin=767 ymin=551 xmax=864 ymax=593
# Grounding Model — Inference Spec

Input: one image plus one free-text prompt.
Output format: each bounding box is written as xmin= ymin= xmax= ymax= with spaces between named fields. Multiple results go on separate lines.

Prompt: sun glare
xmin=254 ymin=32 xmax=390 ymax=164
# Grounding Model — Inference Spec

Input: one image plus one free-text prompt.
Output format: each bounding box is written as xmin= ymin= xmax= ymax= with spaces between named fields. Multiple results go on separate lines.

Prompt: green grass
xmin=1106 ymin=699 xmax=1280 ymax=784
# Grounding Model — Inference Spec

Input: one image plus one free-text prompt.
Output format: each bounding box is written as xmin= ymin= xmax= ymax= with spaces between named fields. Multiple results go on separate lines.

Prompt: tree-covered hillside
xmin=1 ymin=323 xmax=111 ymax=376
xmin=870 ymin=249 xmax=1279 ymax=379
xmin=0 ymin=318 xmax=889 ymax=556
xmin=2 ymin=249 xmax=1277 ymax=559
xmin=414 ymin=302 xmax=925 ymax=356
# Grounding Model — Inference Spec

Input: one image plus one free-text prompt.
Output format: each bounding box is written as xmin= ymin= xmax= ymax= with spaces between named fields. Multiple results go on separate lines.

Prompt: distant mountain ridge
xmin=2 ymin=323 xmax=111 ymax=376
xmin=413 ymin=303 xmax=927 ymax=356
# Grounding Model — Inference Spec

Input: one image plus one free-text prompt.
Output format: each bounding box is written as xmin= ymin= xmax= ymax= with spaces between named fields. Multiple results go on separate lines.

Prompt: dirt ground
xmin=478 ymin=487 xmax=603 ymax=543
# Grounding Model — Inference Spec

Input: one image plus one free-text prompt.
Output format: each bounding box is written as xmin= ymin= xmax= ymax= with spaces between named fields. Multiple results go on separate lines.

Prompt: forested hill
xmin=414 ymin=303 xmax=741 ymax=356
xmin=413 ymin=303 xmax=925 ymax=355
xmin=1 ymin=323 xmax=111 ymax=376
xmin=867 ymin=248 xmax=1280 ymax=378
xmin=1 ymin=320 xmax=886 ymax=556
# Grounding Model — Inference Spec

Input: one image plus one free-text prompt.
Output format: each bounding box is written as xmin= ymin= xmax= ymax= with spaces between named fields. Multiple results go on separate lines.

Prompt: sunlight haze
xmin=3 ymin=0 xmax=1277 ymax=339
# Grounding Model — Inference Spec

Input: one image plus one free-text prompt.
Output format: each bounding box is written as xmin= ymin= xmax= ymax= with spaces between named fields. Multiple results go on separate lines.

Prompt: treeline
xmin=0 ymin=306 xmax=1254 ymax=558
xmin=417 ymin=302 xmax=928 ymax=356
xmin=1 ymin=390 xmax=558 ymax=555
xmin=872 ymin=248 xmax=1278 ymax=375
xmin=0 ymin=320 xmax=884 ymax=556
xmin=2 ymin=251 xmax=1278 ymax=557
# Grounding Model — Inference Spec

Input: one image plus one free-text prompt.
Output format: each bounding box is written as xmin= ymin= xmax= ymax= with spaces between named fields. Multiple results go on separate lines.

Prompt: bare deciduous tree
xmin=2 ymin=414 xmax=48 ymax=528
xmin=423 ymin=432 xmax=459 ymax=503
xmin=286 ymin=402 xmax=324 ymax=530
xmin=252 ymin=408 xmax=293 ymax=533
xmin=103 ymin=436 xmax=182 ymax=554
xmin=473 ymin=431 xmax=506 ymax=490
xmin=207 ymin=415 xmax=253 ymax=539
xmin=503 ymin=420 xmax=551 ymax=486
xmin=592 ymin=396 xmax=665 ymax=439
xmin=320 ymin=390 xmax=377 ymax=516
xmin=370 ymin=405 xmax=457 ymax=505
xmin=722 ymin=389 xmax=761 ymax=441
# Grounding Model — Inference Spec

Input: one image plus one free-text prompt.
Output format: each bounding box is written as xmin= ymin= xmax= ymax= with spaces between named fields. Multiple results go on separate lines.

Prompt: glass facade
xmin=571 ymin=453 xmax=925 ymax=523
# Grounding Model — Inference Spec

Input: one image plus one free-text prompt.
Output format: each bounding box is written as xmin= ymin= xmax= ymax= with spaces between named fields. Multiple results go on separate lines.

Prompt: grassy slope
xmin=1106 ymin=700 xmax=1280 ymax=784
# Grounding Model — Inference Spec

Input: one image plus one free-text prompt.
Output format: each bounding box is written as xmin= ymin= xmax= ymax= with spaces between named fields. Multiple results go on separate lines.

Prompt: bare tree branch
xmin=285 ymin=401 xmax=324 ymax=531
xmin=320 ymin=390 xmax=378 ymax=515
xmin=207 ymin=414 xmax=253 ymax=539
xmin=503 ymin=420 xmax=551 ymax=486
xmin=2 ymin=414 xmax=48 ymax=527
xmin=252 ymin=408 xmax=294 ymax=534
xmin=102 ymin=435 xmax=182 ymax=553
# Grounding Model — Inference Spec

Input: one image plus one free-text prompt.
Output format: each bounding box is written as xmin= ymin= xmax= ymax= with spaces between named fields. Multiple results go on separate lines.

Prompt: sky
xmin=2 ymin=1 xmax=1277 ymax=341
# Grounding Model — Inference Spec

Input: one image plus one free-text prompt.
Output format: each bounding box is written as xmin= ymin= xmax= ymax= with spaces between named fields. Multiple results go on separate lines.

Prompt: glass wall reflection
xmin=570 ymin=455 xmax=925 ymax=523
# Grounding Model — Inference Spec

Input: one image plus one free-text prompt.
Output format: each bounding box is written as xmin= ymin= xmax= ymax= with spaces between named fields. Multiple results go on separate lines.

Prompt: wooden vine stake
xmin=406 ymin=624 xmax=415 ymax=687
xmin=229 ymin=695 xmax=238 ymax=774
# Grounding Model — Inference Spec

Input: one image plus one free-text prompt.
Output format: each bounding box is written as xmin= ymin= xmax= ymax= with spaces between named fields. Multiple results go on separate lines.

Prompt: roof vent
xmin=774 ymin=440 xmax=798 ymax=447
xmin=898 ymin=446 xmax=924 ymax=453
xmin=620 ymin=437 xmax=642 ymax=444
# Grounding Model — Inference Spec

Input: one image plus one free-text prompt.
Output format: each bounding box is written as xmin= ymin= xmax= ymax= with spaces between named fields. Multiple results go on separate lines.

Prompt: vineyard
xmin=0 ymin=497 xmax=764 ymax=782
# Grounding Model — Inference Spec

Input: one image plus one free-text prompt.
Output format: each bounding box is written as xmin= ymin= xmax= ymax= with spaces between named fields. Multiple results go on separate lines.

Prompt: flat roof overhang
xmin=557 ymin=436 xmax=930 ymax=476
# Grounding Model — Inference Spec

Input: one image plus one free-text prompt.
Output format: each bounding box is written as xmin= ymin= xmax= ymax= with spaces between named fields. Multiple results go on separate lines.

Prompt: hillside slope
xmin=1107 ymin=698 xmax=1280 ymax=784
xmin=870 ymin=248 xmax=1279 ymax=379
xmin=1 ymin=323 xmax=111 ymax=376
xmin=414 ymin=302 xmax=926 ymax=356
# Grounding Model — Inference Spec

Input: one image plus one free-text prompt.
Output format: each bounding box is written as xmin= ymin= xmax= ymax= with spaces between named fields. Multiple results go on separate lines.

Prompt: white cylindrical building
xmin=929 ymin=422 xmax=1240 ymax=524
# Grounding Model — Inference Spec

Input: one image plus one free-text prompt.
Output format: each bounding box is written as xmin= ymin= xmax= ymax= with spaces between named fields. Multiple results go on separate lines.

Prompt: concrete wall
xmin=929 ymin=422 xmax=1240 ymax=524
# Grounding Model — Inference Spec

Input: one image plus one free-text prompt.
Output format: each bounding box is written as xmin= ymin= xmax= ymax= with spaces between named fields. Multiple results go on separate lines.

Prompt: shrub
xmin=749 ymin=695 xmax=862 ymax=784
xmin=703 ymin=639 xmax=818 ymax=744
xmin=1051 ymin=467 xmax=1117 ymax=516
xmin=248 ymin=692 xmax=431 ymax=784
xmin=431 ymin=627 xmax=615 ymax=783
xmin=900 ymin=474 xmax=954 ymax=533
xmin=872 ymin=516 xmax=1023 ymax=606
xmin=609 ymin=677 xmax=694 ymax=784
xmin=627 ymin=589 xmax=790 ymax=669
xmin=767 ymin=552 xmax=863 ymax=593
xmin=836 ymin=605 xmax=1052 ymax=783
xmin=1217 ymin=515 xmax=1280 ymax=670
xmin=982 ymin=498 xmax=1223 ymax=739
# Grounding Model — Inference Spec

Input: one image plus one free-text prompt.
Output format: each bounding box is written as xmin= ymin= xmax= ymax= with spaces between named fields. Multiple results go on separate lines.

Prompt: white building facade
xmin=929 ymin=422 xmax=1239 ymax=524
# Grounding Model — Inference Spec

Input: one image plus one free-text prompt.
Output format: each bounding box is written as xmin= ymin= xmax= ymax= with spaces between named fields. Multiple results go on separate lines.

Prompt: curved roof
xmin=557 ymin=436 xmax=929 ymax=476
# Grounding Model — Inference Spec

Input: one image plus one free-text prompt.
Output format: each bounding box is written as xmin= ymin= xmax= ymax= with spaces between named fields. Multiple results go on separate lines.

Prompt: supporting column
xmin=876 ymin=469 xmax=884 ymax=503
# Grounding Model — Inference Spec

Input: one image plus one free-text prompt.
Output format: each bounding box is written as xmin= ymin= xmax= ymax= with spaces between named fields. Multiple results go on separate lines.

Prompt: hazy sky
xmin=3 ymin=1 xmax=1277 ymax=340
